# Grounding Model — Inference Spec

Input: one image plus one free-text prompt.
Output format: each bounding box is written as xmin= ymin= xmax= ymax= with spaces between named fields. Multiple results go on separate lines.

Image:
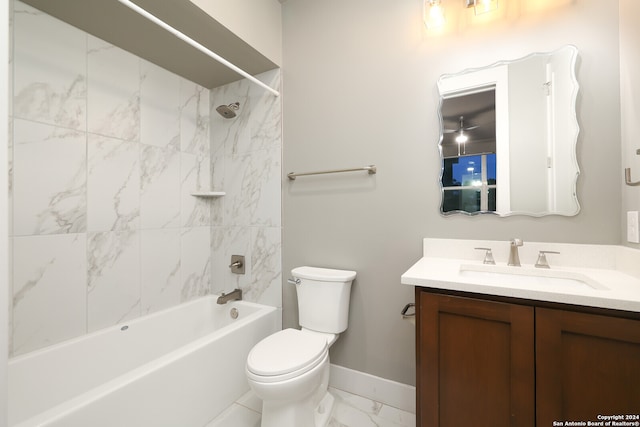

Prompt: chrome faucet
xmin=216 ymin=288 xmax=242 ymax=304
xmin=508 ymin=238 xmax=524 ymax=266
xmin=535 ymin=250 xmax=560 ymax=268
xmin=474 ymin=247 xmax=496 ymax=265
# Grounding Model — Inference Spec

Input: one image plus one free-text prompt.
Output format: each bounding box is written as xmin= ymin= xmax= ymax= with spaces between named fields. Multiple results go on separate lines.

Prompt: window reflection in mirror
xmin=441 ymin=89 xmax=497 ymax=213
xmin=443 ymin=154 xmax=497 ymax=213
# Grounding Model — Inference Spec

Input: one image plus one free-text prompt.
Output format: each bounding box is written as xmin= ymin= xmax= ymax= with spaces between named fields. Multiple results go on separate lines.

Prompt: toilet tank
xmin=292 ymin=266 xmax=356 ymax=334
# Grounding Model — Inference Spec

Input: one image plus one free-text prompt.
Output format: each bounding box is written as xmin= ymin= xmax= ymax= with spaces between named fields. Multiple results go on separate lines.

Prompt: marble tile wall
xmin=8 ymin=1 xmax=282 ymax=356
xmin=209 ymin=69 xmax=283 ymax=309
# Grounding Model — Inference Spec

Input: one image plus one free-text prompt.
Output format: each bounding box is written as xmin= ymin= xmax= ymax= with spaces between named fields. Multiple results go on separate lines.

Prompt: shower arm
xmin=117 ymin=0 xmax=280 ymax=97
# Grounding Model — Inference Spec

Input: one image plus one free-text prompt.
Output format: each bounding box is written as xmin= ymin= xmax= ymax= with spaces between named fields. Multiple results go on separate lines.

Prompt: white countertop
xmin=401 ymin=239 xmax=640 ymax=313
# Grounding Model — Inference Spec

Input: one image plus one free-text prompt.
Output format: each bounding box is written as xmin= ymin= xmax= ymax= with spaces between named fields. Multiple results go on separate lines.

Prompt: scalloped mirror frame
xmin=437 ymin=45 xmax=580 ymax=217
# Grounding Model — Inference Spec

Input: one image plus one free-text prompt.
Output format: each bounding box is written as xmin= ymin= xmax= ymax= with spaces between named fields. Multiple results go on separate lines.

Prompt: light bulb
xmin=456 ymin=133 xmax=468 ymax=143
xmin=424 ymin=0 xmax=445 ymax=29
xmin=474 ymin=0 xmax=498 ymax=15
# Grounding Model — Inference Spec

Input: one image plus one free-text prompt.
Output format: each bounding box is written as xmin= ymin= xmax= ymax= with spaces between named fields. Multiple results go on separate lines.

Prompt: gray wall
xmin=281 ymin=0 xmax=623 ymax=385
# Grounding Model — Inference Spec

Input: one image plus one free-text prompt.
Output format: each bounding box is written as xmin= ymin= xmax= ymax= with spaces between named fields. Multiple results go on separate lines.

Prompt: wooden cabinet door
xmin=416 ymin=290 xmax=535 ymax=427
xmin=536 ymin=308 xmax=640 ymax=426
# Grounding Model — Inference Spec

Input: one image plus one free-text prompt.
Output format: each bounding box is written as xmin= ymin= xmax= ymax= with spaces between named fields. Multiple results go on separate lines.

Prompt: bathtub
xmin=8 ymin=296 xmax=279 ymax=427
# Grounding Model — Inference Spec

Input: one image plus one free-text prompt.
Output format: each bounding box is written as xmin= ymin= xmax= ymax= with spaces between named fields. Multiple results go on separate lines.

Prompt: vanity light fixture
xmin=467 ymin=0 xmax=499 ymax=15
xmin=424 ymin=0 xmax=498 ymax=31
xmin=423 ymin=0 xmax=446 ymax=29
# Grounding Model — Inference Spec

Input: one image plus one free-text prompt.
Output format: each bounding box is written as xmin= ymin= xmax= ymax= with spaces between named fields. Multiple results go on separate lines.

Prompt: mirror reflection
xmin=438 ymin=45 xmax=580 ymax=217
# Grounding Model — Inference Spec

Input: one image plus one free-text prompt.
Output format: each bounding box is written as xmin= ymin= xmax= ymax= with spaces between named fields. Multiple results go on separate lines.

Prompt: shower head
xmin=216 ymin=102 xmax=240 ymax=119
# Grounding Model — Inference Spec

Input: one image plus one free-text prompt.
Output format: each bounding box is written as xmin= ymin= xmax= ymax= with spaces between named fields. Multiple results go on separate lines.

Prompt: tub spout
xmin=217 ymin=289 xmax=242 ymax=304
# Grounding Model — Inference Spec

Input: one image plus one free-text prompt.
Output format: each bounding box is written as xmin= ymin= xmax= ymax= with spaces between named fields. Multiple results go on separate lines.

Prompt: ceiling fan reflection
xmin=444 ymin=116 xmax=479 ymax=156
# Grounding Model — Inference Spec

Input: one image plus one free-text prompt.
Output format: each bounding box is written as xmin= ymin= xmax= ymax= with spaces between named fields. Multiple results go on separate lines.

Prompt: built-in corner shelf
xmin=191 ymin=191 xmax=226 ymax=198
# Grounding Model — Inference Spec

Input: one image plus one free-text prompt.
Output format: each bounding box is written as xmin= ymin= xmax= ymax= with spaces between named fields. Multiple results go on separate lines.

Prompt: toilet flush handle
xmin=287 ymin=278 xmax=301 ymax=285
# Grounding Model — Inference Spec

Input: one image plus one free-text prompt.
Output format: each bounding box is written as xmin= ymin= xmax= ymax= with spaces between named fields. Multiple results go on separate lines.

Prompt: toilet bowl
xmin=246 ymin=329 xmax=332 ymax=427
xmin=246 ymin=266 xmax=356 ymax=427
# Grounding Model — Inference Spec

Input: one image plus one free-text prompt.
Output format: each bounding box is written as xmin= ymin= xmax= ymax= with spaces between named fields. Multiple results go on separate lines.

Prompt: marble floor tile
xmin=329 ymin=387 xmax=415 ymax=427
xmin=236 ymin=391 xmax=263 ymax=413
xmin=204 ymin=389 xmax=415 ymax=427
xmin=204 ymin=403 xmax=261 ymax=427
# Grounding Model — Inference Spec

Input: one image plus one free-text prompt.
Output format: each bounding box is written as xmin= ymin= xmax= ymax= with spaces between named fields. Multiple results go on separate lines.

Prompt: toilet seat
xmin=247 ymin=329 xmax=328 ymax=383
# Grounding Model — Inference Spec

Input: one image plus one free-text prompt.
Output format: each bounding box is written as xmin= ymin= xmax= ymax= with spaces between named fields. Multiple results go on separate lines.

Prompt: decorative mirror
xmin=437 ymin=45 xmax=580 ymax=216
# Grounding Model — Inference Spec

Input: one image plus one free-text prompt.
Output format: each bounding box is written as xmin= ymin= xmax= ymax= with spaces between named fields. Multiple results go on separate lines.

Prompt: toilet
xmin=246 ymin=266 xmax=356 ymax=427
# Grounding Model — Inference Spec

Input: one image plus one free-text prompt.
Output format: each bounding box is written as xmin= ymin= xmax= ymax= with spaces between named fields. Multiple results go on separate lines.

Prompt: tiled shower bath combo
xmin=9 ymin=1 xmax=283 ymax=424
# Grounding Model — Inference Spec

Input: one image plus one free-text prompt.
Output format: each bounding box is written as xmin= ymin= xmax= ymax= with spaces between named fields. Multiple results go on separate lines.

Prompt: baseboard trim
xmin=329 ymin=364 xmax=416 ymax=414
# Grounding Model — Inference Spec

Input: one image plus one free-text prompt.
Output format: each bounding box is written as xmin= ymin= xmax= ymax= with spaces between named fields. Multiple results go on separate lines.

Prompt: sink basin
xmin=459 ymin=264 xmax=608 ymax=291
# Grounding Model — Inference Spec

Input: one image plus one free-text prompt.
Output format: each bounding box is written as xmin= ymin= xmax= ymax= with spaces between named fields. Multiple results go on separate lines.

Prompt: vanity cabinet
xmin=416 ymin=290 xmax=535 ymax=427
xmin=536 ymin=308 xmax=640 ymax=425
xmin=415 ymin=288 xmax=640 ymax=427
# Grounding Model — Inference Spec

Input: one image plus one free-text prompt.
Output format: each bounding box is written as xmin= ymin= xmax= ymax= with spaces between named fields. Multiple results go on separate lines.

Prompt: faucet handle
xmin=228 ymin=255 xmax=245 ymax=274
xmin=474 ymin=247 xmax=496 ymax=265
xmin=535 ymin=250 xmax=560 ymax=269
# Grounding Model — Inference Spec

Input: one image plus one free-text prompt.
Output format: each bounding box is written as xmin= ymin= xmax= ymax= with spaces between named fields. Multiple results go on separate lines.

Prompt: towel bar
xmin=625 ymin=149 xmax=640 ymax=186
xmin=625 ymin=168 xmax=640 ymax=186
xmin=287 ymin=165 xmax=377 ymax=180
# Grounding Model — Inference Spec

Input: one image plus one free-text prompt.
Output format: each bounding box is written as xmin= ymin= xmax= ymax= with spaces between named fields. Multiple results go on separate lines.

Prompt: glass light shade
xmin=456 ymin=133 xmax=468 ymax=143
xmin=474 ymin=0 xmax=498 ymax=15
xmin=424 ymin=0 xmax=445 ymax=29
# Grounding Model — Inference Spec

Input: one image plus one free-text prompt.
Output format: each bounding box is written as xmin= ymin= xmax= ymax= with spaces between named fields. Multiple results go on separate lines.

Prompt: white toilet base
xmin=251 ymin=355 xmax=333 ymax=427
xmin=314 ymin=391 xmax=335 ymax=427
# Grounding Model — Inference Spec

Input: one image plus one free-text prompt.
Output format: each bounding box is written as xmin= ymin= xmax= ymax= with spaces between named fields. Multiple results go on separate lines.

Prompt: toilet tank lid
xmin=292 ymin=266 xmax=356 ymax=282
